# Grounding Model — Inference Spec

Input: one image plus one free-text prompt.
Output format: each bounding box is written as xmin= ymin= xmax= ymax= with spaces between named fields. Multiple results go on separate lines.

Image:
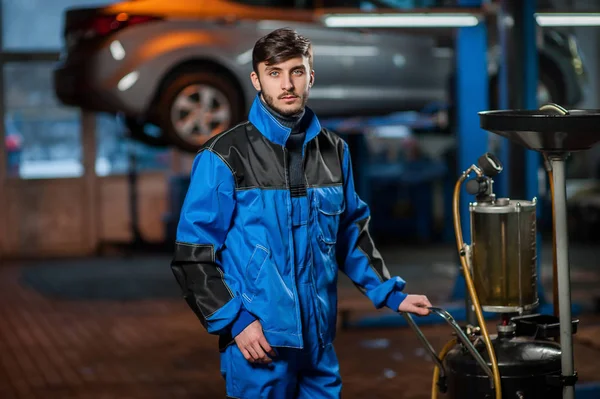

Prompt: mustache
xmin=278 ymin=92 xmax=299 ymax=99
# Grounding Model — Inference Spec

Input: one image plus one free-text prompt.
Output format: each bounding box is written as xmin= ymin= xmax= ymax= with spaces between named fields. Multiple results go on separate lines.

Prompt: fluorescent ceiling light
xmin=313 ymin=45 xmax=379 ymax=57
xmin=535 ymin=13 xmax=600 ymax=27
xmin=323 ymin=13 xmax=480 ymax=28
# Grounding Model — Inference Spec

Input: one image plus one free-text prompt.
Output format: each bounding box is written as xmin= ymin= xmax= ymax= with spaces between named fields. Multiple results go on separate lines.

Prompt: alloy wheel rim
xmin=171 ymin=84 xmax=231 ymax=144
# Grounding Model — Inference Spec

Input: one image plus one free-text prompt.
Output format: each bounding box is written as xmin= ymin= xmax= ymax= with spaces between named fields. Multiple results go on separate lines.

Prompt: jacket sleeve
xmin=336 ymin=141 xmax=408 ymax=311
xmin=170 ymin=148 xmax=254 ymax=336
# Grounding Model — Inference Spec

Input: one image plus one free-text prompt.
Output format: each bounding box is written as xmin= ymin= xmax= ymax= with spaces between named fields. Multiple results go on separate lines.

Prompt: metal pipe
xmin=549 ymin=155 xmax=575 ymax=399
xmin=403 ymin=307 xmax=494 ymax=388
xmin=453 ymin=167 xmax=502 ymax=399
xmin=428 ymin=307 xmax=494 ymax=382
xmin=401 ymin=313 xmax=447 ymax=376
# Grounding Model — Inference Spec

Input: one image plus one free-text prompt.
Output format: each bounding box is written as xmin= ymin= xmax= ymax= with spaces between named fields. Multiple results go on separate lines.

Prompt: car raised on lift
xmin=53 ymin=0 xmax=587 ymax=153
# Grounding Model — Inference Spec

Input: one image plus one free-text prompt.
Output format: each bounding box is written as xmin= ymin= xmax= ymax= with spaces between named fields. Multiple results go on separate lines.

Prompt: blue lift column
xmin=448 ymin=0 xmax=489 ymax=325
xmin=454 ymin=0 xmax=548 ymax=319
xmin=353 ymin=1 xmax=493 ymax=327
xmin=492 ymin=1 xmax=510 ymax=198
xmin=336 ymin=3 xmax=495 ymax=328
xmin=499 ymin=0 xmax=557 ymax=315
xmin=521 ymin=0 xmax=551 ymax=316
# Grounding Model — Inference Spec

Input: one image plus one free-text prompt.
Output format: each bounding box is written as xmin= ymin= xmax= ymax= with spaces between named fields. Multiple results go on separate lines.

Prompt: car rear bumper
xmin=53 ymin=60 xmax=146 ymax=117
xmin=54 ymin=64 xmax=102 ymax=111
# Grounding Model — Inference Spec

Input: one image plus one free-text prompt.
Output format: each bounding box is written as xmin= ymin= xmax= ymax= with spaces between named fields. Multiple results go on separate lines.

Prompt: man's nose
xmin=281 ymin=74 xmax=294 ymax=91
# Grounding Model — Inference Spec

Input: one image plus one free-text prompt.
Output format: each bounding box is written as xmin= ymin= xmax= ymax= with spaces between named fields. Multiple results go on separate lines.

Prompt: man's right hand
xmin=234 ymin=320 xmax=277 ymax=364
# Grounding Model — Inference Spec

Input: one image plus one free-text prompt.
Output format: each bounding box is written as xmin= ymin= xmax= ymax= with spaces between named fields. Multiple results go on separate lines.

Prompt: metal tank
xmin=470 ymin=198 xmax=539 ymax=313
xmin=444 ymin=321 xmax=564 ymax=399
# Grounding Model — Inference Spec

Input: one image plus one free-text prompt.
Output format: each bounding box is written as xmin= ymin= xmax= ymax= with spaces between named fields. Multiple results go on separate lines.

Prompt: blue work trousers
xmin=220 ymin=196 xmax=342 ymax=398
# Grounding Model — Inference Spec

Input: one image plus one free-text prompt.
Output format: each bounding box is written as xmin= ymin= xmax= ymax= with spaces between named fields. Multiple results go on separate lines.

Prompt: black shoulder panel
xmin=304 ymin=128 xmax=344 ymax=187
xmin=206 ymin=124 xmax=344 ymax=190
xmin=207 ymin=122 xmax=286 ymax=190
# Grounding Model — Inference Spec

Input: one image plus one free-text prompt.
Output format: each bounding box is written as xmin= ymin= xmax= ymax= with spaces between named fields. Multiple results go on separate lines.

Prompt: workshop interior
xmin=1 ymin=0 xmax=600 ymax=398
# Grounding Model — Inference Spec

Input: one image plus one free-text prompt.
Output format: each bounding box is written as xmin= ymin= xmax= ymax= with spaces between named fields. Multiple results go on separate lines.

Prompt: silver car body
xmin=55 ymin=0 xmax=449 ymax=121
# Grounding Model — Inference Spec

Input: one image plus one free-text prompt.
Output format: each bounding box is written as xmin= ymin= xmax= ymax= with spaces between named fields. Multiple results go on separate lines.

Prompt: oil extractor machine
xmin=403 ymin=104 xmax=599 ymax=399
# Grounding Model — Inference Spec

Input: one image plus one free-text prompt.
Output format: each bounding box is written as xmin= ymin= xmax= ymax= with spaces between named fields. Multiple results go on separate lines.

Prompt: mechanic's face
xmin=251 ymin=55 xmax=314 ymax=117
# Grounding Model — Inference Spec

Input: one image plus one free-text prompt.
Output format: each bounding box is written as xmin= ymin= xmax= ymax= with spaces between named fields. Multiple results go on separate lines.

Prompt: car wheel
xmin=124 ymin=117 xmax=170 ymax=148
xmin=156 ymin=71 xmax=243 ymax=153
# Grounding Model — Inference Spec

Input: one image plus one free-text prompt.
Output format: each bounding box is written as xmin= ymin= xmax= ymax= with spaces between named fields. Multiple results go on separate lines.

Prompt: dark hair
xmin=252 ymin=28 xmax=312 ymax=74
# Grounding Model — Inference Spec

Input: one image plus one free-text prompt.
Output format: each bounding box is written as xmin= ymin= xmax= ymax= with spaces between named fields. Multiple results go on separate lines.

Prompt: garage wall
xmin=3 ymin=179 xmax=93 ymax=257
xmin=98 ymin=172 xmax=169 ymax=244
xmin=0 ymin=171 xmax=171 ymax=259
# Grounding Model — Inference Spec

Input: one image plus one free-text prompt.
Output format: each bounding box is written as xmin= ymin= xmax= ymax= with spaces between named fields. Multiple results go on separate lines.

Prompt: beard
xmin=262 ymin=89 xmax=308 ymax=117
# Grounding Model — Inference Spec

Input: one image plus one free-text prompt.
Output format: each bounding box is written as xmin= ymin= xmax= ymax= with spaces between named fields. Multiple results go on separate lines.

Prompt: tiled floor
xmin=0 ymin=243 xmax=599 ymax=398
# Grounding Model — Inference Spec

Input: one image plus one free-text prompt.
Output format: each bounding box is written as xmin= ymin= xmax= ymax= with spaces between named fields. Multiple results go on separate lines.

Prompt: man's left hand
xmin=398 ymin=294 xmax=432 ymax=316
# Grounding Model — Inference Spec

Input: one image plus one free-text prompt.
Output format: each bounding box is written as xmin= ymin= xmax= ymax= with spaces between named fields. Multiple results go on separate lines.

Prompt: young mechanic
xmin=171 ymin=27 xmax=432 ymax=399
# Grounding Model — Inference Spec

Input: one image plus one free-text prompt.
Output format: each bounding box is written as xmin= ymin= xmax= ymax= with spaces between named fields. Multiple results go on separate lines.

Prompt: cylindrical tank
xmin=445 ymin=329 xmax=562 ymax=399
xmin=470 ymin=198 xmax=538 ymax=313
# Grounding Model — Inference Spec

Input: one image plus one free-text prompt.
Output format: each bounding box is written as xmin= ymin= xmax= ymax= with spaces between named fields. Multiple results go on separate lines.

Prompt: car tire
xmin=156 ymin=71 xmax=243 ymax=153
xmin=125 ymin=117 xmax=170 ymax=148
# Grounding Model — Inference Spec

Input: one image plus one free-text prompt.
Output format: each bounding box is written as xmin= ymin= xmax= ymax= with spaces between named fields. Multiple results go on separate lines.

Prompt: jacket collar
xmin=248 ymin=94 xmax=322 ymax=147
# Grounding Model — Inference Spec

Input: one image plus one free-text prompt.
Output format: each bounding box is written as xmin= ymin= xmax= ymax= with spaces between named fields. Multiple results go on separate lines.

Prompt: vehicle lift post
xmin=447 ymin=0 xmax=553 ymax=320
xmin=350 ymin=0 xmax=494 ymax=327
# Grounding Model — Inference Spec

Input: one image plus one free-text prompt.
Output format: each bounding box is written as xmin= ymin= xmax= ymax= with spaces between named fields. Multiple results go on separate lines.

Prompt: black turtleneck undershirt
xmin=260 ymin=96 xmax=307 ymax=198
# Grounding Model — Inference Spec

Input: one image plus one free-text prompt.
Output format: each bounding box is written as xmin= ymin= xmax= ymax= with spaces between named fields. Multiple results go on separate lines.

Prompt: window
xmin=4 ymin=61 xmax=82 ymax=179
xmin=2 ymin=0 xmax=114 ymax=51
xmin=3 ymin=64 xmax=169 ymax=178
xmin=95 ymin=114 xmax=170 ymax=176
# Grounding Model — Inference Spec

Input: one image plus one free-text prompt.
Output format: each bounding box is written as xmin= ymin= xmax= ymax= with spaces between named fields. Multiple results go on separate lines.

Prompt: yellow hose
xmin=451 ymin=173 xmax=502 ymax=399
xmin=431 ymin=338 xmax=458 ymax=399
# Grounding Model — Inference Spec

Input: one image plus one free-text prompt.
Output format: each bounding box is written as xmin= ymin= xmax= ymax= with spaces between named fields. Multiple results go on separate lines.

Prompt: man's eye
xmin=270 ymin=71 xmax=279 ymax=77
xmin=293 ymin=70 xmax=303 ymax=75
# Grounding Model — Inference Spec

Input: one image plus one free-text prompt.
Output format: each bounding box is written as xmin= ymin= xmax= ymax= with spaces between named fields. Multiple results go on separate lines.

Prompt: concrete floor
xmin=0 ymin=242 xmax=599 ymax=398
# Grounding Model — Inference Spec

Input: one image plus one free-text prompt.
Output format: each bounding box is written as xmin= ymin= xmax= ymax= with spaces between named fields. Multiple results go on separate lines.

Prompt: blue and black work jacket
xmin=171 ymin=95 xmax=407 ymax=350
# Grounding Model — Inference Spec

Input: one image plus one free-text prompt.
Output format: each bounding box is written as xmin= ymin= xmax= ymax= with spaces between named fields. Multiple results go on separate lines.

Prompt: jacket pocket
xmin=245 ymin=245 xmax=269 ymax=299
xmin=314 ymin=190 xmax=345 ymax=245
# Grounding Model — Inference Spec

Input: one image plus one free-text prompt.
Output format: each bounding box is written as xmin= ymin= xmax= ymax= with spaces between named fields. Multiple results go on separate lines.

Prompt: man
xmin=170 ymin=28 xmax=432 ymax=398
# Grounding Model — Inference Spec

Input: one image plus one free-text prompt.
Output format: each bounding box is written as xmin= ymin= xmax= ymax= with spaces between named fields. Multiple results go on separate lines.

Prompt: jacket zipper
xmin=283 ymin=146 xmax=303 ymax=346
xmin=302 ymin=143 xmax=324 ymax=348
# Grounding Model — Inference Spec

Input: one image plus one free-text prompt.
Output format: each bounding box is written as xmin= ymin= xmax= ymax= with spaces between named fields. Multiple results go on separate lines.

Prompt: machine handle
xmin=401 ymin=312 xmax=447 ymax=376
xmin=402 ymin=307 xmax=495 ymax=387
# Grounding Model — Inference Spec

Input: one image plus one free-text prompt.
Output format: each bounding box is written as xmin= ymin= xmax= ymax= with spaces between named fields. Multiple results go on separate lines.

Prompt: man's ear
xmin=309 ymin=70 xmax=315 ymax=87
xmin=250 ymin=71 xmax=261 ymax=92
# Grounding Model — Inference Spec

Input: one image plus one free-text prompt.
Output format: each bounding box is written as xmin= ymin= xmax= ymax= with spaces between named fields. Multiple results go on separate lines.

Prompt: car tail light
xmin=89 ymin=13 xmax=160 ymax=37
xmin=64 ymin=12 xmax=161 ymax=53
xmin=72 ymin=13 xmax=162 ymax=41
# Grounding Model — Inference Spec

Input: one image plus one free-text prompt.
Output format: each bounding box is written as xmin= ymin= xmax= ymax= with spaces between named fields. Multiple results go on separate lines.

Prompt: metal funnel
xmin=479 ymin=104 xmax=600 ymax=152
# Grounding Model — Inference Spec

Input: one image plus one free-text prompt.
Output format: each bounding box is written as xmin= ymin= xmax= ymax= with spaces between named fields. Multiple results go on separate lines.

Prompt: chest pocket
xmin=313 ymin=189 xmax=345 ymax=245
